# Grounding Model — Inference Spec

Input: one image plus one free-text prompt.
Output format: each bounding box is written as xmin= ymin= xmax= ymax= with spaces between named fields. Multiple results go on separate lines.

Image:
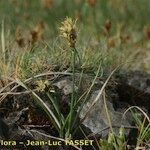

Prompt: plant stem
xmin=74 ymin=47 xmax=81 ymax=67
xmin=72 ymin=48 xmax=76 ymax=104
xmin=67 ymin=48 xmax=76 ymax=138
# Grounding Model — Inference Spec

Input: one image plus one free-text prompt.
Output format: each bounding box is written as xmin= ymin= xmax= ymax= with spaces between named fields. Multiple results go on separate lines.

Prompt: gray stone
xmin=79 ymin=90 xmax=131 ymax=137
xmin=53 ymin=79 xmax=78 ymax=95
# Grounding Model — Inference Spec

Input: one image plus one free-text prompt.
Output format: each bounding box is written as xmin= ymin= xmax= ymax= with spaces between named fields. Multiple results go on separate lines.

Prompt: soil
xmin=0 ymin=70 xmax=149 ymax=150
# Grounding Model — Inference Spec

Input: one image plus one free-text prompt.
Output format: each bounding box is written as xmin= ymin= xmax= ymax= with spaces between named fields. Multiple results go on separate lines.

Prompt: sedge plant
xmin=14 ymin=17 xmax=83 ymax=140
xmin=59 ymin=17 xmax=79 ymax=138
xmin=13 ymin=18 xmax=119 ymax=149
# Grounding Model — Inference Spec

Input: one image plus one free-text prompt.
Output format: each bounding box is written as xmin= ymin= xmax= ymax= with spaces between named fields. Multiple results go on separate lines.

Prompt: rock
xmin=118 ymin=71 xmax=150 ymax=94
xmin=79 ymin=90 xmax=131 ymax=137
xmin=5 ymin=107 xmax=29 ymax=125
xmin=53 ymin=78 xmax=78 ymax=95
xmin=117 ymin=71 xmax=150 ymax=112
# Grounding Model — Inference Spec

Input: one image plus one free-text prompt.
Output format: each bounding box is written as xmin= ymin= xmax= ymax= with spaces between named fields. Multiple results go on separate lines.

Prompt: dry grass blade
xmin=0 ymin=81 xmax=15 ymax=93
xmin=103 ymin=90 xmax=113 ymax=133
xmin=80 ymin=67 xmax=118 ymax=124
xmin=79 ymin=126 xmax=97 ymax=150
xmin=0 ymin=71 xmax=93 ymax=102
xmin=122 ymin=106 xmax=150 ymax=123
xmin=1 ymin=20 xmax=5 ymax=61
xmin=0 ymin=90 xmax=36 ymax=96
xmin=87 ymin=125 xmax=138 ymax=138
xmin=0 ymin=72 xmax=71 ymax=103
xmin=14 ymin=78 xmax=61 ymax=130
xmin=29 ymin=129 xmax=82 ymax=150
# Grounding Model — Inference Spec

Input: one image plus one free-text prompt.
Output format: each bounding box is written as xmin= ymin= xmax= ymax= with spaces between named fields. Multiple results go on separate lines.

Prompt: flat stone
xmin=53 ymin=79 xmax=78 ymax=95
xmin=79 ymin=90 xmax=131 ymax=137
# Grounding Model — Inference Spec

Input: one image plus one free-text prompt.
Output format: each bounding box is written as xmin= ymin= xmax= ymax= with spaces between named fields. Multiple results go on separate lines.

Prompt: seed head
xmin=104 ymin=19 xmax=111 ymax=32
xmin=41 ymin=0 xmax=53 ymax=9
xmin=15 ymin=27 xmax=25 ymax=48
xmin=29 ymin=21 xmax=45 ymax=45
xmin=143 ymin=25 xmax=150 ymax=39
xmin=86 ymin=0 xmax=97 ymax=7
xmin=59 ymin=17 xmax=77 ymax=48
xmin=36 ymin=80 xmax=49 ymax=92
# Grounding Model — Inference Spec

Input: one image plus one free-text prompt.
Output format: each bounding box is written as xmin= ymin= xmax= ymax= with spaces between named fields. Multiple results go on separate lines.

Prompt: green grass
xmin=0 ymin=0 xmax=150 ymax=80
